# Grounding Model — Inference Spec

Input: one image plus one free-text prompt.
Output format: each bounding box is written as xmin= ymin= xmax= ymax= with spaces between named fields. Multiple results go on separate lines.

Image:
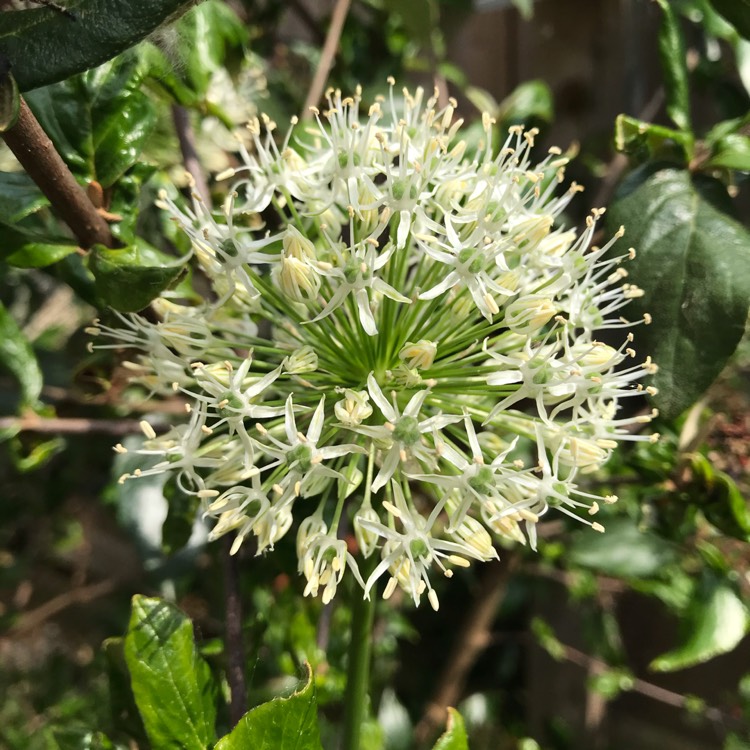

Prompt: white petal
xmin=367 ymin=373 xmax=397 ymax=422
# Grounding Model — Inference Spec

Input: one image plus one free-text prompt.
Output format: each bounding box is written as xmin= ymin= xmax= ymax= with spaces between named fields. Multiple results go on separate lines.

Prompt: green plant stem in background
xmin=341 ymin=566 xmax=376 ymax=750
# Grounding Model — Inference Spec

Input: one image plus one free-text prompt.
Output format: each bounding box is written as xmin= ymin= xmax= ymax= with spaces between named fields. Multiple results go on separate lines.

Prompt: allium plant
xmin=91 ymin=83 xmax=657 ymax=611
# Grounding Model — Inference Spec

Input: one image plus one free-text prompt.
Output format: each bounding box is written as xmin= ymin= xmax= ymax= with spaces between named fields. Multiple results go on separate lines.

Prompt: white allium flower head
xmin=96 ymin=82 xmax=657 ymax=611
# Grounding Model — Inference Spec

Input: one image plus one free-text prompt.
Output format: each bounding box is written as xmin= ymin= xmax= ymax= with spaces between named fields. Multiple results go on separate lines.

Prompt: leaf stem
xmin=341 ymin=565 xmax=376 ymax=750
xmin=1 ymin=97 xmax=116 ymax=249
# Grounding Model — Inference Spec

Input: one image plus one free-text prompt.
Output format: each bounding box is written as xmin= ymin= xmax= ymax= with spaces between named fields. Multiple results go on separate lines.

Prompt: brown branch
xmin=8 ymin=579 xmax=118 ymax=636
xmin=0 ymin=415 xmax=153 ymax=436
xmin=172 ymin=104 xmax=210 ymax=204
xmin=1 ymin=98 xmax=116 ymax=249
xmin=556 ymin=640 xmax=734 ymax=729
xmin=301 ymin=0 xmax=351 ymax=117
xmin=414 ymin=553 xmax=520 ymax=745
xmin=222 ymin=536 xmax=247 ymax=727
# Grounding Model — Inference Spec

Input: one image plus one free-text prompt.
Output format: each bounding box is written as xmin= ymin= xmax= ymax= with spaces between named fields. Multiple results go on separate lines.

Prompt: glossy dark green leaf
xmin=214 ymin=664 xmax=323 ymax=750
xmin=4 ymin=238 xmax=78 ymax=268
xmin=0 ymin=0 xmax=198 ymax=92
xmin=710 ymin=0 xmax=750 ymax=39
xmin=0 ymin=300 xmax=43 ymax=407
xmin=705 ymin=134 xmax=750 ymax=170
xmin=0 ymin=65 xmax=19 ymax=131
xmin=655 ymin=0 xmax=692 ymax=133
xmin=0 ymin=171 xmax=49 ymax=223
xmin=177 ymin=0 xmax=248 ymax=97
xmin=568 ymin=519 xmax=678 ymax=578
xmin=606 ymin=164 xmax=750 ymax=419
xmin=25 ymin=53 xmax=156 ymax=187
xmin=650 ymin=580 xmax=748 ymax=671
xmin=691 ymin=454 xmax=750 ymax=539
xmin=88 ymin=239 xmax=185 ymax=312
xmin=124 ymin=595 xmax=217 ymax=750
xmin=432 ymin=708 xmax=469 ymax=750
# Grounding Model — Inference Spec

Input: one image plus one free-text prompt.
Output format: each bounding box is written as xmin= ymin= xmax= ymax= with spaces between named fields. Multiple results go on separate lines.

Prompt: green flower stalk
xmin=91 ymin=82 xmax=657 ymax=610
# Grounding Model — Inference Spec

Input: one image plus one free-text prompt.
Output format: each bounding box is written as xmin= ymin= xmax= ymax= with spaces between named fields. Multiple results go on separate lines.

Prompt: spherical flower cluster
xmin=91 ymin=83 xmax=657 ymax=610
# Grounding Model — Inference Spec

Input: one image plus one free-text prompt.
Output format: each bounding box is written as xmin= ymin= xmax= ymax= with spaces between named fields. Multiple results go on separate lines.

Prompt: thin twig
xmin=222 ymin=536 xmax=247 ymax=726
xmin=0 ymin=415 xmax=153 ymax=435
xmin=172 ymin=104 xmax=210 ymax=204
xmin=8 ymin=579 xmax=118 ymax=636
xmin=556 ymin=640 xmax=735 ymax=729
xmin=414 ymin=554 xmax=520 ymax=745
xmin=301 ymin=0 xmax=351 ymax=117
xmin=1 ymin=98 xmax=116 ymax=249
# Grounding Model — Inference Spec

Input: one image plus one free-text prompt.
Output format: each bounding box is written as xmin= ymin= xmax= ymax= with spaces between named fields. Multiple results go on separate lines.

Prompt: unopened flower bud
xmin=399 ymin=339 xmax=437 ymax=370
xmin=334 ymin=389 xmax=372 ymax=426
xmin=285 ymin=346 xmax=318 ymax=374
xmin=505 ymin=296 xmax=556 ymax=334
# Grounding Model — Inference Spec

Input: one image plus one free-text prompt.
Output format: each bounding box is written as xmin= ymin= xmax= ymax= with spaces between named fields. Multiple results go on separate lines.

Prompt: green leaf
xmin=496 ymin=79 xmax=553 ymax=126
xmin=53 ymin=729 xmax=116 ymax=750
xmin=606 ymin=164 xmax=750 ymax=419
xmin=705 ymin=134 xmax=750 ymax=170
xmin=432 ymin=708 xmax=469 ymax=750
xmin=511 ymin=0 xmax=534 ymax=20
xmin=162 ymin=479 xmax=200 ymax=555
xmin=0 ymin=300 xmax=43 ymax=408
xmin=25 ymin=53 xmax=156 ymax=186
xmin=568 ymin=519 xmax=678 ymax=578
xmin=4 ymin=237 xmax=78 ymax=268
xmin=0 ymin=171 xmax=49 ymax=223
xmin=214 ymin=663 xmax=323 ymax=750
xmin=124 ymin=595 xmax=217 ymax=750
xmin=0 ymin=0 xmax=198 ymax=92
xmin=88 ymin=238 xmax=185 ymax=312
xmin=691 ymin=454 xmax=750 ymax=539
xmin=0 ymin=65 xmax=19 ymax=131
xmin=176 ymin=0 xmax=248 ymax=98
xmin=655 ymin=0 xmax=692 ymax=133
xmin=710 ymin=0 xmax=750 ymax=40
xmin=650 ymin=580 xmax=748 ymax=671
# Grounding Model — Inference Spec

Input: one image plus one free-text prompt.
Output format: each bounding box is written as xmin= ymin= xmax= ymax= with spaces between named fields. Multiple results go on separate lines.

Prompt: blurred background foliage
xmin=1 ymin=0 xmax=750 ymax=748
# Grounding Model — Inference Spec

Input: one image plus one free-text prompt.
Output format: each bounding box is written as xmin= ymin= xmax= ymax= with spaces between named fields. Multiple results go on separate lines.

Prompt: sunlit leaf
xmin=124 ymin=595 xmax=217 ymax=749
xmin=650 ymin=579 xmax=748 ymax=671
xmin=432 ymin=708 xmax=469 ymax=750
xmin=214 ymin=663 xmax=323 ymax=750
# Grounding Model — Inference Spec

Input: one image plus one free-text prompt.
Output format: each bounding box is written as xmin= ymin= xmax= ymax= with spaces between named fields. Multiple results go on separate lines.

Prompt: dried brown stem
xmin=172 ymin=104 xmax=210 ymax=204
xmin=222 ymin=536 xmax=247 ymax=727
xmin=414 ymin=554 xmax=520 ymax=745
xmin=301 ymin=0 xmax=351 ymax=117
xmin=1 ymin=98 xmax=116 ymax=249
xmin=8 ymin=579 xmax=117 ymax=636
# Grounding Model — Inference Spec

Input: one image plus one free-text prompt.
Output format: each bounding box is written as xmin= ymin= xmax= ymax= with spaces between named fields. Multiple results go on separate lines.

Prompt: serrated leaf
xmin=214 ymin=663 xmax=323 ymax=750
xmin=650 ymin=580 xmax=748 ymax=671
xmin=0 ymin=0 xmax=198 ymax=92
xmin=710 ymin=0 xmax=750 ymax=40
xmin=124 ymin=595 xmax=217 ymax=750
xmin=568 ymin=519 xmax=678 ymax=578
xmin=25 ymin=53 xmax=156 ymax=187
xmin=88 ymin=238 xmax=185 ymax=312
xmin=655 ymin=0 xmax=692 ymax=133
xmin=432 ymin=708 xmax=469 ymax=750
xmin=0 ymin=300 xmax=43 ymax=407
xmin=606 ymin=164 xmax=750 ymax=419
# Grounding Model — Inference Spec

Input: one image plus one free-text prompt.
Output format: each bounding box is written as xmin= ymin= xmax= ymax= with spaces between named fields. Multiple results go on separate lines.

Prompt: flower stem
xmin=341 ymin=570 xmax=376 ymax=750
